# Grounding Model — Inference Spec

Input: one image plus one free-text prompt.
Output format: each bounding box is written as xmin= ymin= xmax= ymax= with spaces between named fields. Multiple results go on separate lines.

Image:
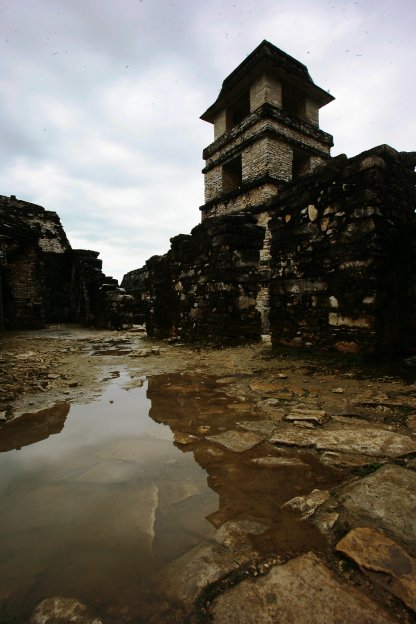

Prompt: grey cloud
xmin=0 ymin=0 xmax=415 ymax=280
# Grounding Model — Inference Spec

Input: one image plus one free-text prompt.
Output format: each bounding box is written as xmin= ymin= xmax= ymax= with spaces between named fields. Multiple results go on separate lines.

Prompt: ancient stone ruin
xmin=123 ymin=40 xmax=416 ymax=355
xmin=3 ymin=40 xmax=416 ymax=353
xmin=0 ymin=195 xmax=133 ymax=330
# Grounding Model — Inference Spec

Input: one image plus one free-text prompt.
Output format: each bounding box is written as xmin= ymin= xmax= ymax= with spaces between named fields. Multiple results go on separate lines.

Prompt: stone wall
xmin=122 ymin=214 xmax=264 ymax=341
xmin=250 ymin=74 xmax=282 ymax=113
xmin=0 ymin=195 xmax=133 ymax=330
xmin=268 ymin=145 xmax=416 ymax=354
xmin=202 ymin=181 xmax=279 ymax=219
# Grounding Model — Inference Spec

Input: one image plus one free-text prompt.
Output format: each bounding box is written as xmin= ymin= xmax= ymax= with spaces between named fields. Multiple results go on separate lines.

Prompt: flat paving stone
xmin=158 ymin=521 xmax=261 ymax=605
xmin=206 ymin=430 xmax=263 ymax=452
xmin=211 ymin=552 xmax=395 ymax=623
xmin=335 ymin=464 xmax=416 ymax=548
xmin=336 ymin=527 xmax=416 ymax=612
xmin=284 ymin=408 xmax=329 ymax=426
xmin=251 ymin=456 xmax=309 ymax=468
xmin=270 ymin=424 xmax=416 ymax=458
xmin=238 ymin=420 xmax=279 ymax=437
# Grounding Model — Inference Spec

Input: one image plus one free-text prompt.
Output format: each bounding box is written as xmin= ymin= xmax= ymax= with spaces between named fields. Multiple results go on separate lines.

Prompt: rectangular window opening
xmin=226 ymin=92 xmax=250 ymax=130
xmin=282 ymin=84 xmax=306 ymax=121
xmin=222 ymin=155 xmax=243 ymax=193
xmin=292 ymin=149 xmax=310 ymax=179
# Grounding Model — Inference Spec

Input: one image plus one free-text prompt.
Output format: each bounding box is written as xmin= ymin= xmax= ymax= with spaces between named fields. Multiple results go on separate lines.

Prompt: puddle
xmin=0 ymin=371 xmax=343 ymax=622
xmin=0 ymin=372 xmax=217 ymax=621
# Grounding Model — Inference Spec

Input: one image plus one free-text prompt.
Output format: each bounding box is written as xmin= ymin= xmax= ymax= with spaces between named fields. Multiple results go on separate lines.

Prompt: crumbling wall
xmin=121 ymin=266 xmax=150 ymax=324
xmin=67 ymin=250 xmax=134 ymax=329
xmin=0 ymin=197 xmax=67 ymax=329
xmin=268 ymin=145 xmax=416 ymax=354
xmin=0 ymin=195 xmax=133 ymax=330
xmin=124 ymin=214 xmax=264 ymax=341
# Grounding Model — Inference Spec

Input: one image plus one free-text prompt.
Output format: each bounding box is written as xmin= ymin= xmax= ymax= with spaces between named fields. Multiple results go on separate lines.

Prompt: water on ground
xmin=0 ymin=368 xmax=342 ymax=622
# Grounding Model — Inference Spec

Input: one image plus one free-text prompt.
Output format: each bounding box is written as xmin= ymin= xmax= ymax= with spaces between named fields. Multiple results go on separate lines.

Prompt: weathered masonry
xmin=121 ymin=41 xmax=416 ymax=355
xmin=0 ymin=195 xmax=133 ymax=330
xmin=122 ymin=215 xmax=264 ymax=341
xmin=268 ymin=145 xmax=416 ymax=354
xmin=200 ymin=40 xmax=334 ymax=220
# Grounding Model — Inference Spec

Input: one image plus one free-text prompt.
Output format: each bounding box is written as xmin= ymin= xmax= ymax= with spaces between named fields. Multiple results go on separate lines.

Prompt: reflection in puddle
xmin=0 ymin=373 xmax=217 ymax=621
xmin=0 ymin=371 xmax=343 ymax=622
xmin=147 ymin=374 xmax=340 ymax=556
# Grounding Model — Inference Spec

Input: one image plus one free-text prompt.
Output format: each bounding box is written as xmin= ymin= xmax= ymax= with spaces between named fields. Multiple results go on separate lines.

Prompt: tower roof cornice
xmin=201 ymin=40 xmax=334 ymax=123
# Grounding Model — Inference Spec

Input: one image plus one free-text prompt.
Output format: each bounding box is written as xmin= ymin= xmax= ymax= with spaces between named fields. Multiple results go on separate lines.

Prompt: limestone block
xmin=336 ymin=527 xmax=416 ymax=612
xmin=211 ymin=552 xmax=394 ymax=623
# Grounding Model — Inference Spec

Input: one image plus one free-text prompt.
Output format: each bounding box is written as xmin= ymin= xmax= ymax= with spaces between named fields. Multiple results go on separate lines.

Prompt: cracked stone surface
xmin=331 ymin=464 xmax=416 ymax=547
xmin=270 ymin=424 xmax=416 ymax=458
xmin=210 ymin=552 xmax=395 ymax=624
xmin=336 ymin=527 xmax=416 ymax=613
xmin=205 ymin=430 xmax=263 ymax=452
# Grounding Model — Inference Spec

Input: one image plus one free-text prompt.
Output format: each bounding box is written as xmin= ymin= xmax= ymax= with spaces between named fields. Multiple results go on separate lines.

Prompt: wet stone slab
xmin=210 ymin=552 xmax=395 ymax=624
xmin=158 ymin=520 xmax=266 ymax=607
xmin=336 ymin=527 xmax=416 ymax=613
xmin=205 ymin=430 xmax=263 ymax=452
xmin=284 ymin=408 xmax=329 ymax=426
xmin=270 ymin=424 xmax=416 ymax=458
xmin=29 ymin=597 xmax=103 ymax=624
xmin=331 ymin=464 xmax=416 ymax=548
xmin=251 ymin=456 xmax=309 ymax=468
xmin=238 ymin=419 xmax=280 ymax=437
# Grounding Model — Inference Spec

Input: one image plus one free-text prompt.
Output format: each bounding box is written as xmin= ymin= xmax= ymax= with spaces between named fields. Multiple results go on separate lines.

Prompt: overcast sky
xmin=1 ymin=0 xmax=415 ymax=280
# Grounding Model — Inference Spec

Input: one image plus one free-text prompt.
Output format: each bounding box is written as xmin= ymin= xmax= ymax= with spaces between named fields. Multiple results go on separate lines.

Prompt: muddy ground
xmin=1 ymin=325 xmax=416 ymax=623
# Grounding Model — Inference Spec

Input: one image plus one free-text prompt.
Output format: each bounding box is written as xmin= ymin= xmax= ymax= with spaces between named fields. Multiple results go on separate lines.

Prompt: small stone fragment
xmin=307 ymin=204 xmax=319 ymax=222
xmin=313 ymin=511 xmax=339 ymax=534
xmin=214 ymin=519 xmax=267 ymax=548
xmin=319 ymin=450 xmax=380 ymax=469
xmin=285 ymin=408 xmax=329 ymax=426
xmin=206 ymin=430 xmax=263 ymax=452
xmin=332 ymin=387 xmax=345 ymax=394
xmin=29 ymin=596 xmax=103 ymax=624
xmin=174 ymin=431 xmax=198 ymax=446
xmin=281 ymin=488 xmax=330 ymax=519
xmin=197 ymin=425 xmax=211 ymax=434
xmin=251 ymin=456 xmax=308 ymax=468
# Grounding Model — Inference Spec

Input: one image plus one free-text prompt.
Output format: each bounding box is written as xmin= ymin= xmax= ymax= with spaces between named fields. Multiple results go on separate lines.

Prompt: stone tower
xmin=199 ymin=41 xmax=335 ymax=332
xmin=200 ymin=40 xmax=334 ymax=220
